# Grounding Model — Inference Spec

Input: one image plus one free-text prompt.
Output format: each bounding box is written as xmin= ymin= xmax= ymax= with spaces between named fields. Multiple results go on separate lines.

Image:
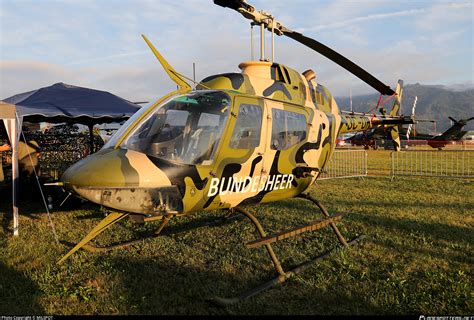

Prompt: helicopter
xmin=426 ymin=117 xmax=474 ymax=149
xmin=57 ymin=0 xmax=414 ymax=305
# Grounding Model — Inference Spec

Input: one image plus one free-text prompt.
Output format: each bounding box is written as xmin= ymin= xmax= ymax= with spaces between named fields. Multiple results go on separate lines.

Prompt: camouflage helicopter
xmin=58 ymin=0 xmax=413 ymax=304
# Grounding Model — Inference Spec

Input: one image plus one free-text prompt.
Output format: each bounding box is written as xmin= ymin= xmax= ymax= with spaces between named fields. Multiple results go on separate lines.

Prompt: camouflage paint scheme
xmin=62 ymin=60 xmax=405 ymax=217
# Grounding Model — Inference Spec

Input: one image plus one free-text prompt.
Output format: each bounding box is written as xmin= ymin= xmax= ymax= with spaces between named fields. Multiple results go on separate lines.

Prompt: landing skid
xmin=208 ymin=194 xmax=361 ymax=306
xmin=58 ymin=210 xmax=243 ymax=262
xmin=58 ymin=194 xmax=360 ymax=306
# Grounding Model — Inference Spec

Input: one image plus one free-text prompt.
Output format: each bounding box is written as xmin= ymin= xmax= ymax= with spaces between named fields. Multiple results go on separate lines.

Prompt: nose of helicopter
xmin=61 ymin=148 xmax=182 ymax=214
xmin=61 ymin=149 xmax=144 ymax=188
xmin=62 ymin=148 xmax=156 ymax=188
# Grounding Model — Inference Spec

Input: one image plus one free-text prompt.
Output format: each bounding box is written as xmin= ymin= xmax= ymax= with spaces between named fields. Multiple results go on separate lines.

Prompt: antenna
xmin=193 ymin=62 xmax=196 ymax=90
xmin=250 ymin=23 xmax=254 ymax=60
xmin=412 ymin=96 xmax=417 ymax=136
xmin=350 ymin=88 xmax=353 ymax=112
xmin=270 ymin=15 xmax=275 ymax=62
xmin=406 ymin=96 xmax=417 ymax=139
xmin=260 ymin=21 xmax=265 ymax=61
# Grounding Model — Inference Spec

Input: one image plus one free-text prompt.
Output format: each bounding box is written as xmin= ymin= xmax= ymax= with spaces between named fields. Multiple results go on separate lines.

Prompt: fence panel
xmin=391 ymin=150 xmax=474 ymax=179
xmin=319 ymin=150 xmax=367 ymax=180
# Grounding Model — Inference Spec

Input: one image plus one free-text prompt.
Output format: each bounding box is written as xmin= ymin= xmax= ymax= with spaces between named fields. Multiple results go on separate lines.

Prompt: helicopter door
xmin=260 ymin=100 xmax=311 ymax=202
xmin=205 ymin=96 xmax=267 ymax=208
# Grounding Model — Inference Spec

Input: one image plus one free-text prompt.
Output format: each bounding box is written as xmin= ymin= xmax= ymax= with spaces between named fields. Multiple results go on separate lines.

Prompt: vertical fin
xmin=388 ymin=80 xmax=403 ymax=151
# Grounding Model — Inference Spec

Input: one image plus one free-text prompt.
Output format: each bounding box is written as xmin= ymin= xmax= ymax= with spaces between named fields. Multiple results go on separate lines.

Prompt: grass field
xmin=0 ymin=150 xmax=472 ymax=315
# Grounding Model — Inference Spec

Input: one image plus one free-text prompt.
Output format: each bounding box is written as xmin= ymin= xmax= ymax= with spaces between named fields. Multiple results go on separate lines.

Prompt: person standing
xmin=0 ymin=143 xmax=10 ymax=185
xmin=18 ymin=140 xmax=40 ymax=177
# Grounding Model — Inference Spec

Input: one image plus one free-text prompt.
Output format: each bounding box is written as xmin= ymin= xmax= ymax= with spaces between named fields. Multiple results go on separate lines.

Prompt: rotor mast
xmin=217 ymin=0 xmax=287 ymax=58
xmin=248 ymin=11 xmax=278 ymax=62
xmin=216 ymin=0 xmax=281 ymax=63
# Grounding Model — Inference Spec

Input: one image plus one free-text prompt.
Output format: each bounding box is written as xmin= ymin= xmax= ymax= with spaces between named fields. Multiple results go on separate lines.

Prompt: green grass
xmin=0 ymin=151 xmax=472 ymax=315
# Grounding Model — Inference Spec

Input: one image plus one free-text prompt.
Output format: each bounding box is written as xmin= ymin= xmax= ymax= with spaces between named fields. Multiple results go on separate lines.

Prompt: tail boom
xmin=339 ymin=114 xmax=413 ymax=135
xmin=339 ymin=80 xmax=410 ymax=151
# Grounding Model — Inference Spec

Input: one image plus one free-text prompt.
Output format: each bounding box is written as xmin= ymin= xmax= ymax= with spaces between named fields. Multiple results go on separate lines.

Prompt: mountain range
xmin=335 ymin=83 xmax=474 ymax=133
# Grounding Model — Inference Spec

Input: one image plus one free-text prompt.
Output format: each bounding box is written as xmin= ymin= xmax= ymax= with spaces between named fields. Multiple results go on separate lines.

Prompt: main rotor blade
xmin=282 ymin=30 xmax=395 ymax=96
xmin=214 ymin=0 xmax=396 ymax=96
xmin=214 ymin=0 xmax=252 ymax=11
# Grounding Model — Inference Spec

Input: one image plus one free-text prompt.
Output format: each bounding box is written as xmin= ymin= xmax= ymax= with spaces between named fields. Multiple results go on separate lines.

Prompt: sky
xmin=1 ymin=0 xmax=473 ymax=103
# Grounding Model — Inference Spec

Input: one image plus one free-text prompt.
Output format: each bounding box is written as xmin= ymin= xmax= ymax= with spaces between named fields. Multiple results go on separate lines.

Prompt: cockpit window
xmin=120 ymin=91 xmax=230 ymax=165
xmin=271 ymin=109 xmax=307 ymax=150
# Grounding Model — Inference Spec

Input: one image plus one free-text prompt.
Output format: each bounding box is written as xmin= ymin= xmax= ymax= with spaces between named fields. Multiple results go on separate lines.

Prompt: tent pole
xmin=88 ymin=124 xmax=94 ymax=154
xmin=11 ymin=116 xmax=20 ymax=236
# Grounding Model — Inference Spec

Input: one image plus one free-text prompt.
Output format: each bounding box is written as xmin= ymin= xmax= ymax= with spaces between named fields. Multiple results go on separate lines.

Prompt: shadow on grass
xmin=0 ymin=184 xmax=101 ymax=235
xmin=61 ymin=212 xmax=248 ymax=258
xmin=348 ymin=211 xmax=474 ymax=267
xmin=0 ymin=262 xmax=44 ymax=314
xmin=270 ymin=195 xmax=473 ymax=216
xmin=102 ymin=252 xmax=385 ymax=315
xmin=335 ymin=198 xmax=473 ymax=213
xmin=266 ymin=197 xmax=472 ymax=247
xmin=351 ymin=211 xmax=473 ymax=247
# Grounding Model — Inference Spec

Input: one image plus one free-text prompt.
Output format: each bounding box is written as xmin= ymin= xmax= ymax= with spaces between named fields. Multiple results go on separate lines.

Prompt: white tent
xmin=0 ymin=101 xmax=21 ymax=235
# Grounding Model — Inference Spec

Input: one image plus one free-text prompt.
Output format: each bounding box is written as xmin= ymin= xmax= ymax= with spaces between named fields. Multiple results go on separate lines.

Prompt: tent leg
xmin=10 ymin=116 xmax=20 ymax=236
xmin=12 ymin=156 xmax=19 ymax=236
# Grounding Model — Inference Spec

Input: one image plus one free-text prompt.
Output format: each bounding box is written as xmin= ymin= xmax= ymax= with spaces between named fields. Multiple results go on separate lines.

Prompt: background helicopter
xmin=349 ymin=116 xmax=473 ymax=150
xmin=425 ymin=117 xmax=474 ymax=149
xmin=57 ymin=0 xmax=414 ymax=304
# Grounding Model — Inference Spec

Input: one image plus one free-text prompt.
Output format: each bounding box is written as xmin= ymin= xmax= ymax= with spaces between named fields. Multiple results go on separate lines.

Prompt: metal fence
xmin=319 ymin=149 xmax=368 ymax=180
xmin=391 ymin=150 xmax=474 ymax=179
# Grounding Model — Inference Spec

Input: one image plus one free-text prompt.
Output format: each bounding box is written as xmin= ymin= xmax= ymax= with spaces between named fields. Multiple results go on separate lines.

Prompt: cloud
xmin=0 ymin=60 xmax=76 ymax=99
xmin=431 ymin=28 xmax=468 ymax=46
xmin=66 ymin=51 xmax=149 ymax=66
xmin=0 ymin=60 xmax=172 ymax=102
xmin=302 ymin=1 xmax=472 ymax=34
xmin=309 ymin=8 xmax=426 ymax=32
xmin=416 ymin=2 xmax=473 ymax=30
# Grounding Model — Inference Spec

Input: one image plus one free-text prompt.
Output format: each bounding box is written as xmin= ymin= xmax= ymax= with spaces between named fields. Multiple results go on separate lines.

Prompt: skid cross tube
xmin=246 ymin=212 xmax=345 ymax=248
xmin=232 ymin=206 xmax=286 ymax=276
xmin=298 ymin=193 xmax=348 ymax=246
xmin=210 ymin=195 xmax=358 ymax=306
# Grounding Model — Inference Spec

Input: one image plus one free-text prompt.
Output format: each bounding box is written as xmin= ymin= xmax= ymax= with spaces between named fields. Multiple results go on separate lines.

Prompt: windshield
xmin=102 ymin=102 xmax=154 ymax=149
xmin=120 ymin=91 xmax=230 ymax=165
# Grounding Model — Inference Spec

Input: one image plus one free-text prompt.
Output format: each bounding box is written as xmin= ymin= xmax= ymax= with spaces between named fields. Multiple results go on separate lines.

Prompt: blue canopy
xmin=2 ymin=82 xmax=140 ymax=124
xmin=0 ymin=83 xmax=141 ymax=236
